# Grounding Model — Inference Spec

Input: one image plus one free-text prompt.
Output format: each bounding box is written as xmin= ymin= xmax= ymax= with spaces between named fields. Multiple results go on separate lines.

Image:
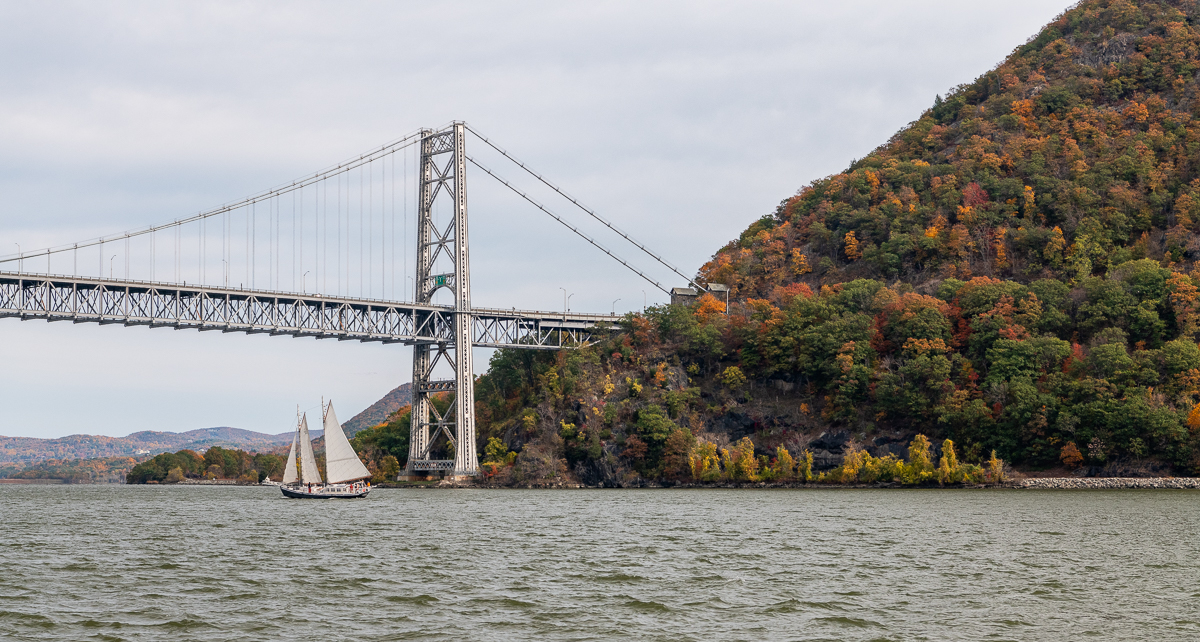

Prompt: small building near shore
xmin=670 ymin=287 xmax=698 ymax=306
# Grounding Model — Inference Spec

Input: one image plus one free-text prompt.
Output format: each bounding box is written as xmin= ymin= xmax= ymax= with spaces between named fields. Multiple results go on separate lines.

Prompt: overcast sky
xmin=0 ymin=0 xmax=1073 ymax=439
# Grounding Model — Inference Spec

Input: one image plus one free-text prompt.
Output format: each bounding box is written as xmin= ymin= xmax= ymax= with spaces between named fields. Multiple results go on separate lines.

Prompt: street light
xmin=14 ymin=243 xmax=20 ymax=274
xmin=559 ymin=287 xmax=568 ymax=314
xmin=642 ymin=290 xmax=647 ymax=311
xmin=567 ymin=293 xmax=575 ymax=313
xmin=109 ymin=255 xmax=117 ymax=279
xmin=303 ymin=270 xmax=310 ymax=294
xmin=612 ymin=298 xmax=621 ymax=315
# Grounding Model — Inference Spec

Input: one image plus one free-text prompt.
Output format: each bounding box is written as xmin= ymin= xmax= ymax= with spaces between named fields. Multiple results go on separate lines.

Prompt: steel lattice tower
xmin=403 ymin=123 xmax=478 ymax=478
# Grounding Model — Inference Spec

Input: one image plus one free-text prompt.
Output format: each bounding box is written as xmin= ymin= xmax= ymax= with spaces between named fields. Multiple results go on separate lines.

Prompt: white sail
xmin=281 ymin=428 xmax=299 ymax=485
xmin=322 ymin=401 xmax=372 ymax=483
xmin=298 ymin=413 xmax=323 ymax=484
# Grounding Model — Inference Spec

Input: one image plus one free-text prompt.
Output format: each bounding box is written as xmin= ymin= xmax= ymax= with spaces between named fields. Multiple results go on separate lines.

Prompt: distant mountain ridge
xmin=341 ymin=383 xmax=411 ymax=437
xmin=0 ymin=426 xmax=324 ymax=466
xmin=1 ymin=385 xmax=412 ymax=466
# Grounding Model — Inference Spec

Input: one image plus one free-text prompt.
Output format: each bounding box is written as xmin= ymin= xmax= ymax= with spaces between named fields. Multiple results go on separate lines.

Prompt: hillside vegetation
xmin=455 ymin=0 xmax=1200 ymax=485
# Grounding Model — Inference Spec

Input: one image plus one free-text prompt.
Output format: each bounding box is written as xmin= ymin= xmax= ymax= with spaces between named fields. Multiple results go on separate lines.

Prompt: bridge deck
xmin=0 ymin=272 xmax=620 ymax=349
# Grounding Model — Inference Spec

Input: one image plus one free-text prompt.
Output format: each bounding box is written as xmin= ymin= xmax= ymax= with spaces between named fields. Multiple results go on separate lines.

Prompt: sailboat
xmin=280 ymin=401 xmax=372 ymax=499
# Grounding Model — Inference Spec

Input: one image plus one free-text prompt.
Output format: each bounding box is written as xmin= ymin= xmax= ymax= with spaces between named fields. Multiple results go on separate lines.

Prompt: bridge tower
xmin=403 ymin=123 xmax=478 ymax=479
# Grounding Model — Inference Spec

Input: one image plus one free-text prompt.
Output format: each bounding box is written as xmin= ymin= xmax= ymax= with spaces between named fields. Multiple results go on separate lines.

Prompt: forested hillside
xmin=455 ymin=0 xmax=1200 ymax=485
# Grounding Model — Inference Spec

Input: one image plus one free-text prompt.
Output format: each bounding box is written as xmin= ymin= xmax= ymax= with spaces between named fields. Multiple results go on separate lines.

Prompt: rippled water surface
xmin=2 ymin=485 xmax=1198 ymax=640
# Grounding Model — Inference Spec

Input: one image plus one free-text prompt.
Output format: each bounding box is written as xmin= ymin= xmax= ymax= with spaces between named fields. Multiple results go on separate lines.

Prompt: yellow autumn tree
xmin=993 ymin=228 xmax=1008 ymax=271
xmin=844 ymin=231 xmax=861 ymax=261
xmin=838 ymin=448 xmax=867 ymax=483
xmin=1022 ymin=185 xmax=1037 ymax=220
xmin=1060 ymin=442 xmax=1084 ymax=468
xmin=937 ymin=439 xmax=962 ymax=484
xmin=791 ymin=249 xmax=811 ymax=275
xmin=986 ymin=450 xmax=1005 ymax=483
xmin=690 ymin=441 xmax=721 ymax=482
xmin=1045 ymin=226 xmax=1066 ymax=268
xmin=775 ymin=446 xmax=795 ymax=481
xmin=902 ymin=434 xmax=934 ymax=484
xmin=728 ymin=436 xmax=759 ymax=482
xmin=1167 ymin=272 xmax=1200 ymax=340
xmin=924 ymin=215 xmax=946 ymax=238
xmin=1187 ymin=403 xmax=1200 ymax=432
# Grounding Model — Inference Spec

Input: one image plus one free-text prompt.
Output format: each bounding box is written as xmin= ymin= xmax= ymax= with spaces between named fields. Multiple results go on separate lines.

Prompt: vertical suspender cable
xmin=252 ymin=202 xmax=256 ymax=289
xmin=359 ymin=165 xmax=364 ymax=297
xmin=245 ymin=205 xmax=249 ymax=287
xmin=292 ymin=190 xmax=296 ymax=291
xmin=299 ymin=186 xmax=304 ymax=291
xmin=323 ymin=179 xmax=327 ymax=294
xmin=391 ymin=150 xmax=396 ymax=301
xmin=380 ymin=155 xmax=384 ymax=297
xmin=314 ymin=182 xmax=318 ymax=294
xmin=337 ymin=172 xmax=341 ymax=296
xmin=369 ymin=158 xmax=373 ymax=298
xmin=404 ymin=145 xmax=408 ymax=301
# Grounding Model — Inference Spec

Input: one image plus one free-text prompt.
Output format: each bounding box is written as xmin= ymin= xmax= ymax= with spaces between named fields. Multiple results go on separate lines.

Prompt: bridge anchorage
xmin=0 ymin=121 xmax=712 ymax=479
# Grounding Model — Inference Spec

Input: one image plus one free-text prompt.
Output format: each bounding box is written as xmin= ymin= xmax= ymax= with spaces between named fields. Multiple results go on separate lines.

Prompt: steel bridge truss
xmin=0 ymin=272 xmax=617 ymax=349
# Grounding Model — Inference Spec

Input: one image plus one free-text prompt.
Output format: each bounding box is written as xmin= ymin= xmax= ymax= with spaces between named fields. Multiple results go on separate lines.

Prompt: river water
xmin=1 ymin=485 xmax=1197 ymax=641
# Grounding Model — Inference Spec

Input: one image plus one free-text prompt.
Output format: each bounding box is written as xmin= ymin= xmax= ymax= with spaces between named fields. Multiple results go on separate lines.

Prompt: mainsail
xmin=322 ymin=401 xmax=372 ymax=483
xmin=281 ymin=428 xmax=299 ymax=485
xmin=298 ymin=413 xmax=323 ymax=484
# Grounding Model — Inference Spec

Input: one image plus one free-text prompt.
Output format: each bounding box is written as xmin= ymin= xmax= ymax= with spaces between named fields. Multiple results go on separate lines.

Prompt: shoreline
xmin=377 ymin=476 xmax=1200 ymax=490
xmin=8 ymin=477 xmax=1199 ymax=489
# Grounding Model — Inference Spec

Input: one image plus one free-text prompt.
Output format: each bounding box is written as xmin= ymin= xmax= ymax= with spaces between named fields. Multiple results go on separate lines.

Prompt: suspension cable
xmin=467 ymin=155 xmax=669 ymax=295
xmin=0 ymin=130 xmax=425 ymax=266
xmin=465 ymin=125 xmax=705 ymax=292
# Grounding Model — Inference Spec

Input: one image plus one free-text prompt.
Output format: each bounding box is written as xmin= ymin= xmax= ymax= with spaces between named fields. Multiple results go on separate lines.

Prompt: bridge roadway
xmin=0 ymin=272 xmax=620 ymax=349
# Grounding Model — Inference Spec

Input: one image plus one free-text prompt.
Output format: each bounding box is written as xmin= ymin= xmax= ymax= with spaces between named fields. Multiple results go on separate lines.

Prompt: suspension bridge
xmin=0 ymin=122 xmax=709 ymax=478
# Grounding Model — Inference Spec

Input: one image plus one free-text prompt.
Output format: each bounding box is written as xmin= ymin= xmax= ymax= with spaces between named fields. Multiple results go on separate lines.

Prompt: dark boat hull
xmin=280 ymin=485 xmax=369 ymax=499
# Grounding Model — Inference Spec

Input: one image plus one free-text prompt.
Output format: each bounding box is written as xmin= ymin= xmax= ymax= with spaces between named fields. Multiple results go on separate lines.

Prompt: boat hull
xmin=280 ymin=485 xmax=369 ymax=499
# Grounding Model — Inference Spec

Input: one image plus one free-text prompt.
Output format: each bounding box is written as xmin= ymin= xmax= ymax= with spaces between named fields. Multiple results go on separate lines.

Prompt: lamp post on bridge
xmin=14 ymin=243 xmax=20 ymax=275
xmin=303 ymin=270 xmax=310 ymax=294
xmin=612 ymin=298 xmax=621 ymax=315
xmin=109 ymin=255 xmax=117 ymax=279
